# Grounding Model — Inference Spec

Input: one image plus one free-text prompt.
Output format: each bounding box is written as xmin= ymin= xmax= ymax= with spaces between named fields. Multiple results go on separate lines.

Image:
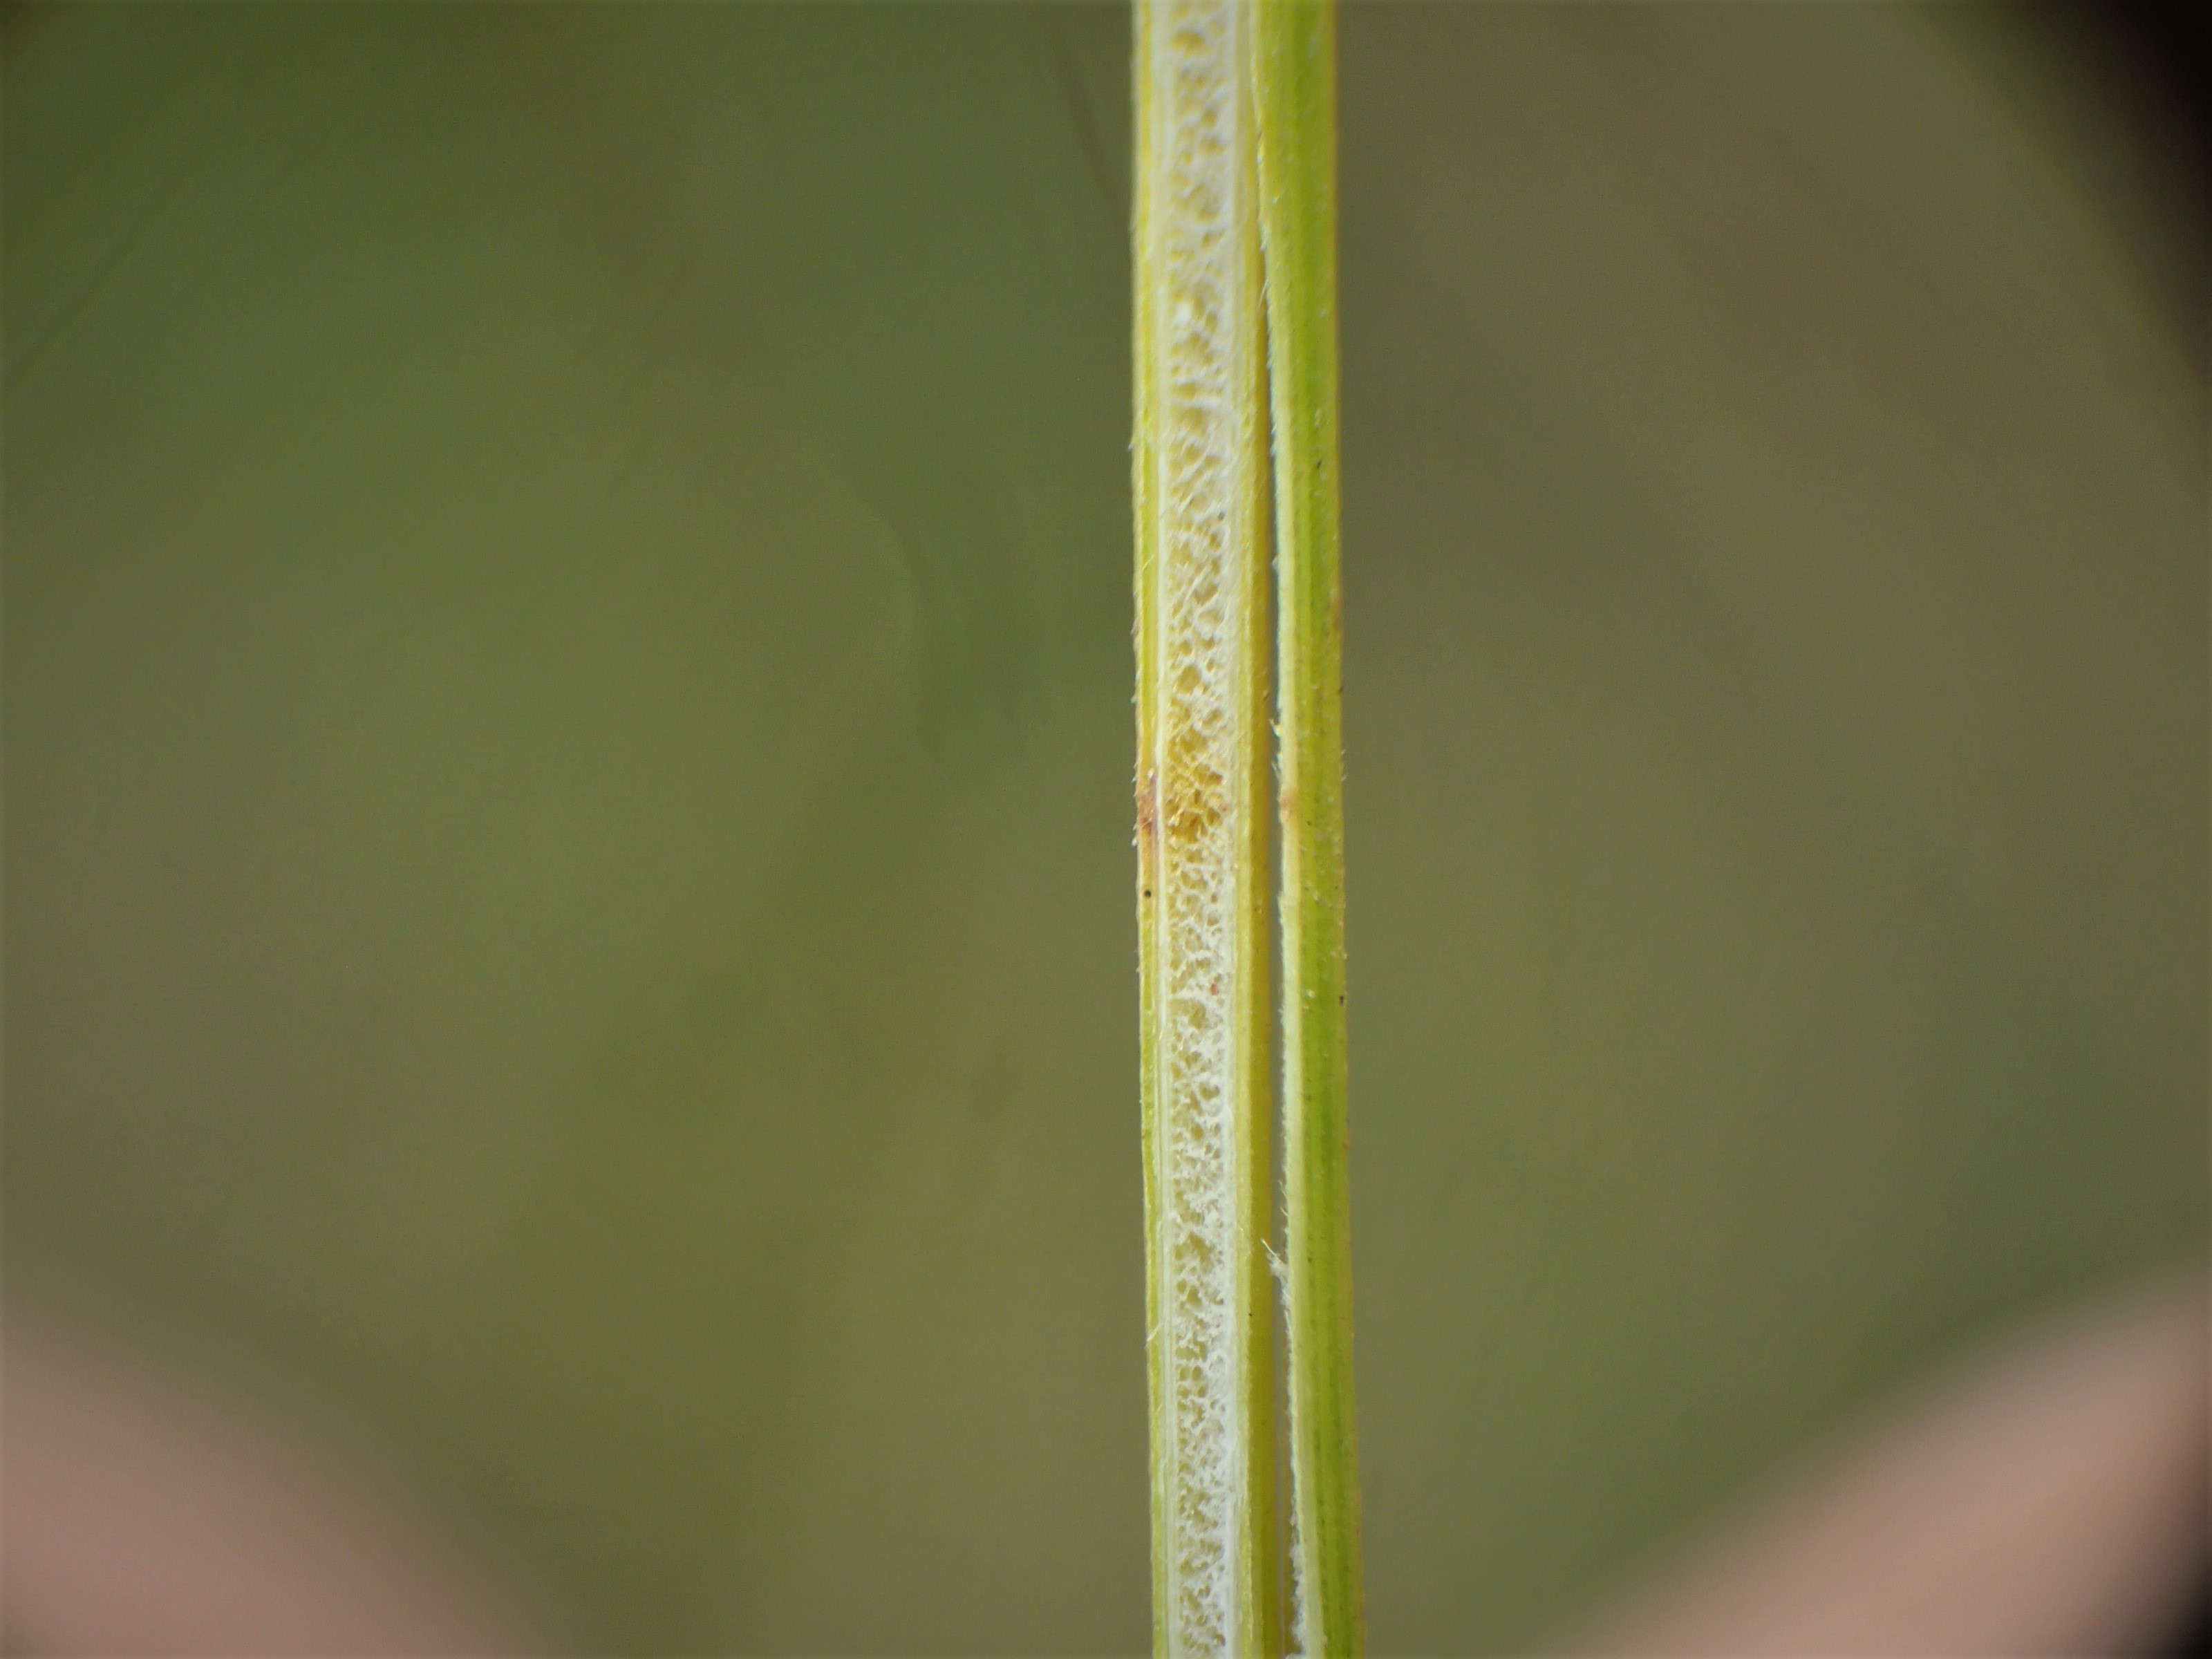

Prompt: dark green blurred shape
xmin=4 ymin=4 xmax=2201 ymax=1653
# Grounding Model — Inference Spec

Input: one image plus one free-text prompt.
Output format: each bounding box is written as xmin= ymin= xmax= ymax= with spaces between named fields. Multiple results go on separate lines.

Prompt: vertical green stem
xmin=1253 ymin=3 xmax=1363 ymax=1653
xmin=1138 ymin=3 xmax=1355 ymax=1652
xmin=1134 ymin=2 xmax=1280 ymax=1653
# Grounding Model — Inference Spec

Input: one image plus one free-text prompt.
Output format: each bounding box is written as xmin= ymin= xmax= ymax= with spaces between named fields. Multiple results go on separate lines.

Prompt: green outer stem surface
xmin=1254 ymin=3 xmax=1364 ymax=1653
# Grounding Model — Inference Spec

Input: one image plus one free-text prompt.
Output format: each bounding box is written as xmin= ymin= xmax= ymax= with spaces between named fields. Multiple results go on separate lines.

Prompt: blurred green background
xmin=4 ymin=3 xmax=2202 ymax=1652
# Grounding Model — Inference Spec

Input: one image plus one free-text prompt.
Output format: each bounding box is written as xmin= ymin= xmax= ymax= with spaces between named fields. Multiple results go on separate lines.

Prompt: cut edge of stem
xmin=1134 ymin=2 xmax=1282 ymax=1653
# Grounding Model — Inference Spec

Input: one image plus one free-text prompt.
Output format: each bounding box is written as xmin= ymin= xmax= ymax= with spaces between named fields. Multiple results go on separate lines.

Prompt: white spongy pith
xmin=1144 ymin=2 xmax=1259 ymax=1653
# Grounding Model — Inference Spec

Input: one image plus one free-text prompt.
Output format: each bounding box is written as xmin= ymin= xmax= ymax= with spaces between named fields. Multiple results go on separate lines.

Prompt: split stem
xmin=1136 ymin=1 xmax=1358 ymax=1653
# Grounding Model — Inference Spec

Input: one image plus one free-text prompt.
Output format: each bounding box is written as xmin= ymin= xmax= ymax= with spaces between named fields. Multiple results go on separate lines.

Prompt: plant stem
xmin=1134 ymin=2 xmax=1281 ymax=1654
xmin=1137 ymin=1 xmax=1359 ymax=1653
xmin=1252 ymin=3 xmax=1362 ymax=1652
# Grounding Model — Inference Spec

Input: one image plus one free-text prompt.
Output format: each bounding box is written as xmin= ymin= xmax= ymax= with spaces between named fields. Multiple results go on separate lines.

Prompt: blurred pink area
xmin=1567 ymin=1279 xmax=2209 ymax=1657
xmin=1 ymin=1301 xmax=546 ymax=1657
